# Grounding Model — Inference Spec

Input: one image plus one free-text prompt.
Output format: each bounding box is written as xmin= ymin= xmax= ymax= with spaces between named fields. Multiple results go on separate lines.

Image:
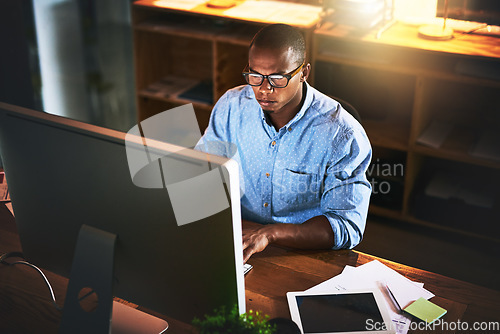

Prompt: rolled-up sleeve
xmin=322 ymin=126 xmax=372 ymax=249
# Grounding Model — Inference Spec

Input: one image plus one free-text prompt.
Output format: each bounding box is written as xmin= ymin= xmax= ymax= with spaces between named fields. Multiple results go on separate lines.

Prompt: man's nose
xmin=259 ymin=78 xmax=273 ymax=93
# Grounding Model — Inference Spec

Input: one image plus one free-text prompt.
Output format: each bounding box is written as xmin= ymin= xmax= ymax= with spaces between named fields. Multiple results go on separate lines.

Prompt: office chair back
xmin=331 ymin=96 xmax=361 ymax=123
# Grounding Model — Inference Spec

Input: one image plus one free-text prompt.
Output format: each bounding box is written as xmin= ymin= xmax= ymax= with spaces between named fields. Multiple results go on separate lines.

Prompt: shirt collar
xmin=287 ymin=81 xmax=312 ymax=129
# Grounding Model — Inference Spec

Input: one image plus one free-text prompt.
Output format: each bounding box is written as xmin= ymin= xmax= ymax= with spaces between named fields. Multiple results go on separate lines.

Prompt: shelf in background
xmin=132 ymin=0 xmax=322 ymax=131
xmin=363 ymin=119 xmax=409 ymax=151
xmin=139 ymin=75 xmax=201 ymax=99
xmin=368 ymin=205 xmax=403 ymax=220
xmin=368 ymin=206 xmax=500 ymax=244
xmin=413 ymin=144 xmax=500 ymax=170
xmin=316 ymin=21 xmax=500 ymax=60
xmin=315 ymin=22 xmax=500 ymax=87
xmin=315 ymin=51 xmax=500 ymax=88
xmin=134 ymin=17 xmax=259 ymax=45
xmin=138 ymin=90 xmax=213 ymax=108
xmin=405 ymin=215 xmax=500 ymax=244
xmin=413 ymin=125 xmax=500 ymax=170
xmin=314 ymin=19 xmax=500 ymax=244
xmin=139 ymin=76 xmax=213 ymax=105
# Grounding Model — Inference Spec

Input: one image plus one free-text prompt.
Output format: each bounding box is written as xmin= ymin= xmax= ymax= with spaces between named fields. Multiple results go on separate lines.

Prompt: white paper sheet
xmin=416 ymin=120 xmax=453 ymax=149
xmin=305 ymin=260 xmax=435 ymax=334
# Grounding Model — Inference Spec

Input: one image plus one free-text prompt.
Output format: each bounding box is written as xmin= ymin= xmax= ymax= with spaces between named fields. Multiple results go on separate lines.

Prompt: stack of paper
xmin=425 ymin=172 xmax=494 ymax=209
xmin=470 ymin=130 xmax=500 ymax=162
xmin=306 ymin=260 xmax=435 ymax=334
xmin=142 ymin=75 xmax=200 ymax=100
xmin=416 ymin=120 xmax=453 ymax=149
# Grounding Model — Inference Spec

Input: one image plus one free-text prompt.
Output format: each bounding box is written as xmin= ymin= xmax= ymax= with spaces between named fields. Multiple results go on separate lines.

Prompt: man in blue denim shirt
xmin=197 ymin=24 xmax=372 ymax=262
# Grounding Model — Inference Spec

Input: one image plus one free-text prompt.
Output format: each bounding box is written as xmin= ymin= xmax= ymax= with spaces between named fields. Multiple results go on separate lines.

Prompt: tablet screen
xmin=294 ymin=292 xmax=386 ymax=333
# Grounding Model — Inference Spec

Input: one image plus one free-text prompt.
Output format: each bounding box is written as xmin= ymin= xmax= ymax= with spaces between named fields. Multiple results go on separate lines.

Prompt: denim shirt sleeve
xmin=195 ymin=92 xmax=231 ymax=157
xmin=322 ymin=124 xmax=372 ymax=250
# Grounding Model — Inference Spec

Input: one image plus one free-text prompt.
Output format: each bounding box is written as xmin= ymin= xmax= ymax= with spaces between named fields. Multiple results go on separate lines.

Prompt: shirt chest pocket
xmin=278 ymin=169 xmax=321 ymax=205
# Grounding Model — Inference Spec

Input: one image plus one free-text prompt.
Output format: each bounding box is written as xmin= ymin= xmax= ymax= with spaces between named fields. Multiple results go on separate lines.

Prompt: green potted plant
xmin=192 ymin=305 xmax=275 ymax=333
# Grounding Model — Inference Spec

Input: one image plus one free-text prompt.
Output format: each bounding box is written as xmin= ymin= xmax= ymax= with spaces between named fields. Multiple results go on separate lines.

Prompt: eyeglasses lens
xmin=245 ymin=74 xmax=288 ymax=88
xmin=268 ymin=75 xmax=288 ymax=87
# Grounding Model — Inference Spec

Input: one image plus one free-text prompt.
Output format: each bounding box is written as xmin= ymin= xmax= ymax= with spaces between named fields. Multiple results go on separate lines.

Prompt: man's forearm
xmin=246 ymin=216 xmax=334 ymax=250
xmin=241 ymin=216 xmax=334 ymax=262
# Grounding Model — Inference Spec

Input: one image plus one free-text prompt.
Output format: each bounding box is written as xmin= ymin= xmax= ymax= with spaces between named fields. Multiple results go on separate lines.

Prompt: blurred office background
xmin=0 ymin=0 xmax=136 ymax=133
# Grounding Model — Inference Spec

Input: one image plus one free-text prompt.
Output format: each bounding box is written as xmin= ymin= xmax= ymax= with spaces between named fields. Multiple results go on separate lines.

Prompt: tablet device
xmin=287 ymin=290 xmax=395 ymax=334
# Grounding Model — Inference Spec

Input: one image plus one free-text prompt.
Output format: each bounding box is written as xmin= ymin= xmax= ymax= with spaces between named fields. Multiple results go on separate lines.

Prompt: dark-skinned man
xmin=197 ymin=23 xmax=372 ymax=263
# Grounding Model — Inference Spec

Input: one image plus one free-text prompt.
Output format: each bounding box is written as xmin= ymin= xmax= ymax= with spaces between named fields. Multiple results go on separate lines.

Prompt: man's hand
xmin=242 ymin=221 xmax=274 ymax=263
xmin=241 ymin=217 xmax=334 ymax=263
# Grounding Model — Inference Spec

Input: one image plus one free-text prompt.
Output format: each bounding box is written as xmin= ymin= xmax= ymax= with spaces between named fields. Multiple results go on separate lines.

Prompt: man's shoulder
xmin=210 ymin=85 xmax=256 ymax=123
xmin=308 ymin=86 xmax=368 ymax=141
xmin=306 ymin=86 xmax=340 ymax=118
xmin=221 ymin=84 xmax=254 ymax=101
xmin=306 ymin=86 xmax=344 ymax=124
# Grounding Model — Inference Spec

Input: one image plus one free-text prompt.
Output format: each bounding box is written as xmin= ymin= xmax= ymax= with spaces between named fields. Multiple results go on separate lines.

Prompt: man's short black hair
xmin=249 ymin=24 xmax=306 ymax=66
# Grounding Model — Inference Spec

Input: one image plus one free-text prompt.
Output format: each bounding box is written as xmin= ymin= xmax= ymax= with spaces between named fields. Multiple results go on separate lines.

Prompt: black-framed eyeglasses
xmin=242 ymin=62 xmax=304 ymax=88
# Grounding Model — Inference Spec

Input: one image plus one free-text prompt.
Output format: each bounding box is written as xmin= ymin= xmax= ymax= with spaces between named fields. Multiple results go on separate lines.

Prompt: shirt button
xmin=271 ymin=141 xmax=276 ymax=146
xmin=263 ymin=202 xmax=269 ymax=207
xmin=265 ymin=173 xmax=270 ymax=177
xmin=288 ymin=127 xmax=292 ymax=132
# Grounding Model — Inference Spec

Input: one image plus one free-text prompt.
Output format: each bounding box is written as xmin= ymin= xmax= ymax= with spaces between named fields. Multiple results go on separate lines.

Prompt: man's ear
xmin=301 ymin=63 xmax=311 ymax=82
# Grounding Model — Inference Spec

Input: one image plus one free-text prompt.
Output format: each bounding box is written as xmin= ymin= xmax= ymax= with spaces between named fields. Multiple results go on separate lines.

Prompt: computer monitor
xmin=0 ymin=102 xmax=245 ymax=333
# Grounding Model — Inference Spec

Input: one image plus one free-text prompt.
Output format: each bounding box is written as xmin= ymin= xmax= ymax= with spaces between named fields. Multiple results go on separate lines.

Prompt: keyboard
xmin=244 ymin=263 xmax=253 ymax=275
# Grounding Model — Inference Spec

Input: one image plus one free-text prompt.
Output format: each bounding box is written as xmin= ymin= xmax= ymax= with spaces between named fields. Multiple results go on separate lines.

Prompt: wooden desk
xmin=1 ymin=203 xmax=499 ymax=333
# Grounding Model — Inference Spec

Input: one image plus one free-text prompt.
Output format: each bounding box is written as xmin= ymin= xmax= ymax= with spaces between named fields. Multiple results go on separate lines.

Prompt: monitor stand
xmin=59 ymin=224 xmax=168 ymax=334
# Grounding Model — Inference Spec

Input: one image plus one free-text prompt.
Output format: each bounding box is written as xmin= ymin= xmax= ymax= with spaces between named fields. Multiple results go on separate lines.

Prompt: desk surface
xmin=1 ymin=202 xmax=499 ymax=333
xmin=316 ymin=21 xmax=500 ymax=60
xmin=133 ymin=0 xmax=323 ymax=29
